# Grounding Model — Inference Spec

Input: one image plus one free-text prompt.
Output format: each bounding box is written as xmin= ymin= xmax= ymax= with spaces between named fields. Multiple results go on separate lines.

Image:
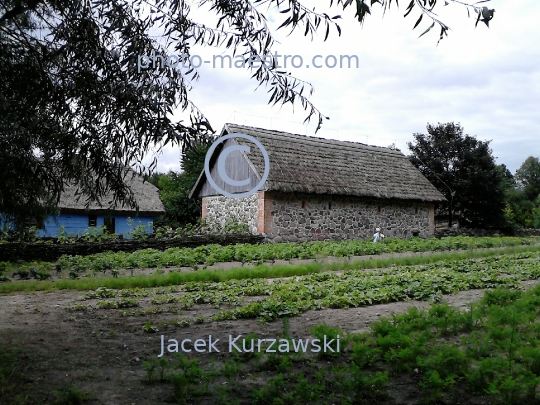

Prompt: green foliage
xmin=12 ymin=269 xmax=30 ymax=280
xmin=3 ymin=239 xmax=540 ymax=299
xmin=498 ymin=156 xmax=540 ymax=228
xmin=65 ymin=303 xmax=88 ymax=312
xmin=209 ymin=251 xmax=540 ymax=322
xmin=418 ymin=370 xmax=455 ymax=403
xmin=151 ymin=143 xmax=210 ymax=228
xmin=310 ymin=325 xmax=345 ymax=358
xmin=0 ymin=265 xmax=10 ymax=282
xmin=170 ymin=354 xmax=208 ymax=404
xmin=54 ymin=226 xmax=76 ymax=244
xmin=81 ymin=287 xmax=117 ymax=299
xmin=51 ymin=235 xmax=537 ymax=274
xmin=33 ymin=270 xmax=51 ymax=280
xmin=0 ymin=346 xmax=18 ymax=397
xmin=348 ymin=368 xmax=389 ymax=405
xmin=515 ymin=156 xmax=540 ymax=201
xmin=408 ymin=122 xmax=508 ymax=228
xmin=142 ymin=322 xmax=159 ymax=333
xmin=143 ymin=358 xmax=171 ymax=382
xmin=0 ymin=225 xmax=40 ymax=243
xmin=125 ymin=218 xmax=152 ymax=240
xmin=504 ymin=190 xmax=540 ymax=229
xmin=79 ymin=225 xmax=119 ymax=243
xmin=53 ymin=387 xmax=89 ymax=405
xmin=96 ymin=298 xmax=139 ymax=309
xmin=221 ymin=359 xmax=243 ymax=382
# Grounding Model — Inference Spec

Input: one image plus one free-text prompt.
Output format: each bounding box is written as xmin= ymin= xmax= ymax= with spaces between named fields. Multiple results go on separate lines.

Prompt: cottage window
xmin=24 ymin=216 xmax=44 ymax=230
xmin=88 ymin=215 xmax=97 ymax=227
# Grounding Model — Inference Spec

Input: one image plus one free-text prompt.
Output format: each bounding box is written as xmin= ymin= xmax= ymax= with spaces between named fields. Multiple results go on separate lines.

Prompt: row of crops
xmin=74 ymin=250 xmax=540 ymax=323
xmin=50 ymin=236 xmax=540 ymax=272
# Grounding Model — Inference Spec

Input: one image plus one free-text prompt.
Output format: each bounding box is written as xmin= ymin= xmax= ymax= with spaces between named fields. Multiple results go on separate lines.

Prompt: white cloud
xmin=153 ymin=0 xmax=540 ymax=174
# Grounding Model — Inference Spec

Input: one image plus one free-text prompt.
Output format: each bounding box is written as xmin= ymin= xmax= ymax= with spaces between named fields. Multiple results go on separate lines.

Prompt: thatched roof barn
xmin=191 ymin=124 xmax=445 ymax=242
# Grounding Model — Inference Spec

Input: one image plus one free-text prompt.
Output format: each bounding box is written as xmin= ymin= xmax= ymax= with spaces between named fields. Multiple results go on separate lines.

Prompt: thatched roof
xmin=192 ymin=124 xmax=446 ymax=202
xmin=59 ymin=173 xmax=165 ymax=215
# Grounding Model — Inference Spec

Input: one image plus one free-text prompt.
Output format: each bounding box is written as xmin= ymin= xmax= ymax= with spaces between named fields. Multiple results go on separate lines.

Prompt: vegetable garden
xmin=3 ymin=236 xmax=540 ymax=404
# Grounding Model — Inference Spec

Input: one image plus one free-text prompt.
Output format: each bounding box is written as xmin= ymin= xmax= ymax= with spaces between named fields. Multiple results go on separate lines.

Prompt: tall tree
xmin=151 ymin=143 xmax=210 ymax=228
xmin=0 ymin=0 xmax=495 ymax=225
xmin=503 ymin=157 xmax=540 ymax=228
xmin=515 ymin=157 xmax=540 ymax=201
xmin=408 ymin=122 xmax=507 ymax=228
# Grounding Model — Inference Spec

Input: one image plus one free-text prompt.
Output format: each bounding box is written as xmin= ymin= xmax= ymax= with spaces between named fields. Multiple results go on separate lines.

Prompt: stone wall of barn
xmin=260 ymin=192 xmax=434 ymax=243
xmin=202 ymin=193 xmax=259 ymax=234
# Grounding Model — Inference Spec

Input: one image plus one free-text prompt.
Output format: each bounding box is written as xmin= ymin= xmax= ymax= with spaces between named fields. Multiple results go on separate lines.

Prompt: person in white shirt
xmin=373 ymin=227 xmax=385 ymax=243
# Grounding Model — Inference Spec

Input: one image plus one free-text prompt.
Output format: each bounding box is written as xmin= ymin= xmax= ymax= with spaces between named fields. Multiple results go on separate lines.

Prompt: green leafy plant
xmin=126 ymin=218 xmax=151 ymax=240
xmin=142 ymin=322 xmax=159 ymax=333
xmin=171 ymin=354 xmax=208 ymax=404
xmin=143 ymin=358 xmax=171 ymax=382
xmin=96 ymin=298 xmax=139 ymax=309
xmin=13 ymin=269 xmax=30 ymax=280
xmin=53 ymin=387 xmax=89 ymax=405
xmin=310 ymin=324 xmax=346 ymax=358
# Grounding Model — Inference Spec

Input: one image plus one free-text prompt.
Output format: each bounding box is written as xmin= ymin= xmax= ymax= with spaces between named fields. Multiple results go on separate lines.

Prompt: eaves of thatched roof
xmin=191 ymin=124 xmax=446 ymax=203
xmin=58 ymin=173 xmax=165 ymax=215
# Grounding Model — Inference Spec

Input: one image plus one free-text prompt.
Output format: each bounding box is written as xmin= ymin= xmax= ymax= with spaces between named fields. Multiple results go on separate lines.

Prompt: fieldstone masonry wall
xmin=204 ymin=193 xmax=259 ymax=234
xmin=262 ymin=192 xmax=433 ymax=243
xmin=203 ymin=192 xmax=435 ymax=242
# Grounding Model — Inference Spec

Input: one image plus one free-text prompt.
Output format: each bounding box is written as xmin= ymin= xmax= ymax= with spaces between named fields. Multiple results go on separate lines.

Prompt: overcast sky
xmin=149 ymin=0 xmax=539 ymax=175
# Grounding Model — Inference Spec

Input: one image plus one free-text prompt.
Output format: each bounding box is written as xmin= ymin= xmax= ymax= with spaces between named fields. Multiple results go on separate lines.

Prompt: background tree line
xmin=408 ymin=122 xmax=540 ymax=231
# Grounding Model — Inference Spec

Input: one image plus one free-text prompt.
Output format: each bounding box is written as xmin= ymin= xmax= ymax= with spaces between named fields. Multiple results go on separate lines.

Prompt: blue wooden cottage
xmin=38 ymin=174 xmax=165 ymax=238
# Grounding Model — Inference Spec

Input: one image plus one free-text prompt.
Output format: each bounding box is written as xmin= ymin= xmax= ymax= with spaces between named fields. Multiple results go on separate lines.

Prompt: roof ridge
xmin=225 ymin=123 xmax=399 ymax=153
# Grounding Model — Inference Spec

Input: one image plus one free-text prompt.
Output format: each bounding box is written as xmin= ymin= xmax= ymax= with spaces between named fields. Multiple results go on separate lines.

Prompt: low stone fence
xmin=0 ymin=234 xmax=264 ymax=262
xmin=515 ymin=229 xmax=540 ymax=236
xmin=435 ymin=228 xmax=540 ymax=238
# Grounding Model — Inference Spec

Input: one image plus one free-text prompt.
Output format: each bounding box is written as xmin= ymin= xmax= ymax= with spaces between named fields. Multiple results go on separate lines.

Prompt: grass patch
xmin=0 ymin=345 xmax=19 ymax=398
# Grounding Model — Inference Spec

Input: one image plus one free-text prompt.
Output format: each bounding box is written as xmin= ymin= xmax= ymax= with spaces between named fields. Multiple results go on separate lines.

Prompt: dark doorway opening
xmin=104 ymin=217 xmax=116 ymax=234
